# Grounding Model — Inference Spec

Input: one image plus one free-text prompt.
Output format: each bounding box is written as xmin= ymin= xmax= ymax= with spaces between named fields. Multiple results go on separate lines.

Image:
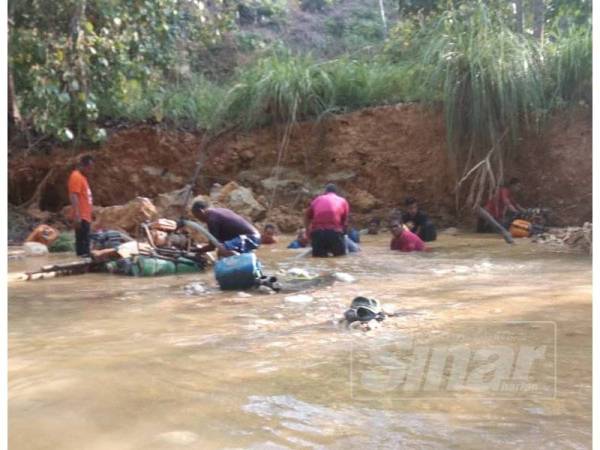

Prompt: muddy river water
xmin=7 ymin=233 xmax=592 ymax=449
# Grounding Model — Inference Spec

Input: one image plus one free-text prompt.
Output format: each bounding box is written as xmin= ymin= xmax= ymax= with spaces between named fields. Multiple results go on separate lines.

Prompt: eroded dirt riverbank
xmin=8 ymin=104 xmax=592 ymax=234
xmin=8 ymin=234 xmax=592 ymax=449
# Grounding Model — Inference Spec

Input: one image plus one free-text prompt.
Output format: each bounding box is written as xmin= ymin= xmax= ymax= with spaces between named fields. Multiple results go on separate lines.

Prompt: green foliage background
xmin=8 ymin=0 xmax=592 ymax=158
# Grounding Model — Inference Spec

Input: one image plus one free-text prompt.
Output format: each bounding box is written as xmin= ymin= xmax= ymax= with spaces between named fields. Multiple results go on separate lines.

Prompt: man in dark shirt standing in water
xmin=191 ymin=201 xmax=261 ymax=257
xmin=402 ymin=196 xmax=437 ymax=242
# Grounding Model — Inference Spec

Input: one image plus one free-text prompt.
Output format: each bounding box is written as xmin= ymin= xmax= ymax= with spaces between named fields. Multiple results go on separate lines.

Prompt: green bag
xmin=48 ymin=233 xmax=75 ymax=253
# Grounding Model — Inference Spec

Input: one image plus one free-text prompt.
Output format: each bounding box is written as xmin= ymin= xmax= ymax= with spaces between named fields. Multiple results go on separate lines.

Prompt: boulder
xmin=93 ymin=197 xmax=159 ymax=235
xmin=263 ymin=206 xmax=303 ymax=233
xmin=154 ymin=185 xmax=193 ymax=218
xmin=238 ymin=149 xmax=255 ymax=162
xmin=215 ymin=181 xmax=266 ymax=221
xmin=209 ymin=183 xmax=223 ymax=201
xmin=237 ymin=170 xmax=264 ymax=187
xmin=534 ymin=222 xmax=593 ymax=254
xmin=320 ymin=170 xmax=357 ymax=182
xmin=260 ymin=167 xmax=304 ymax=189
xmin=261 ymin=177 xmax=300 ymax=191
xmin=348 ymin=188 xmax=380 ymax=213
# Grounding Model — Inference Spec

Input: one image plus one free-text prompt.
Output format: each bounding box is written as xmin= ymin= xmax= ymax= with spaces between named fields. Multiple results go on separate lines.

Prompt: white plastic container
xmin=23 ymin=242 xmax=49 ymax=256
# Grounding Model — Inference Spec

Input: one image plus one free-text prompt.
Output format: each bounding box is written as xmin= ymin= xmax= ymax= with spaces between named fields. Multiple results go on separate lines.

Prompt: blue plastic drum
xmin=214 ymin=253 xmax=263 ymax=290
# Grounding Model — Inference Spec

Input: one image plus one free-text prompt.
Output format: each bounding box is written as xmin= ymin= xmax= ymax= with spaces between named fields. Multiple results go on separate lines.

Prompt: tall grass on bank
xmin=220 ymin=52 xmax=334 ymax=129
xmin=110 ymin=53 xmax=421 ymax=131
xmin=545 ymin=23 xmax=592 ymax=105
xmin=102 ymin=76 xmax=226 ymax=129
xmin=220 ymin=53 xmax=422 ymax=129
xmin=158 ymin=78 xmax=227 ymax=130
xmin=325 ymin=59 xmax=428 ymax=109
xmin=417 ymin=4 xmax=546 ymax=158
xmin=99 ymin=11 xmax=590 ymax=150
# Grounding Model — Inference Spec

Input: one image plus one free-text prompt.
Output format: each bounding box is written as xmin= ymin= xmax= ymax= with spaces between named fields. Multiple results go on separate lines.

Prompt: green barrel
xmin=104 ymin=256 xmax=203 ymax=277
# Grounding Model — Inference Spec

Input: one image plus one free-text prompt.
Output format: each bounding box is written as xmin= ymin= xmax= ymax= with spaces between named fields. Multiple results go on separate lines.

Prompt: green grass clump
xmin=545 ymin=23 xmax=592 ymax=105
xmin=221 ymin=51 xmax=335 ymax=129
xmin=219 ymin=52 xmax=421 ymax=128
xmin=93 ymin=5 xmax=590 ymax=160
xmin=416 ymin=3 xmax=546 ymax=157
xmin=158 ymin=78 xmax=227 ymax=130
xmin=325 ymin=59 xmax=426 ymax=110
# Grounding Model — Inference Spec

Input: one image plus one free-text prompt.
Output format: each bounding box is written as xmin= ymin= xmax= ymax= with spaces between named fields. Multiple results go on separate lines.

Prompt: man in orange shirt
xmin=68 ymin=155 xmax=94 ymax=256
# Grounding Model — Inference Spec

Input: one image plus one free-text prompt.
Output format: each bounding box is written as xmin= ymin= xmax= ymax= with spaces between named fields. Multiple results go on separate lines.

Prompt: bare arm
xmin=501 ymin=188 xmax=519 ymax=213
xmin=46 ymin=226 xmax=60 ymax=244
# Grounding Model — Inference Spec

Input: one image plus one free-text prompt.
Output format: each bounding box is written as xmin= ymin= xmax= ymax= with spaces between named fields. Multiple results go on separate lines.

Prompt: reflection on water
xmin=8 ymin=234 xmax=592 ymax=449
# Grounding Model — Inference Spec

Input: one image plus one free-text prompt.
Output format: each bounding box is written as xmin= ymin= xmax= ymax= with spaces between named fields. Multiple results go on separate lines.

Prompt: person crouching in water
xmin=288 ymin=228 xmax=310 ymax=249
xmin=402 ymin=196 xmax=437 ymax=242
xmin=478 ymin=177 xmax=525 ymax=231
xmin=360 ymin=218 xmax=381 ymax=235
xmin=191 ymin=201 xmax=261 ymax=257
xmin=390 ymin=220 xmax=427 ymax=252
xmin=305 ymin=183 xmax=349 ymax=257
xmin=261 ymin=224 xmax=278 ymax=244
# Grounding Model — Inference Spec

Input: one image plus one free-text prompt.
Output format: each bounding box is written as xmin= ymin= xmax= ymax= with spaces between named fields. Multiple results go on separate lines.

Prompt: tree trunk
xmin=532 ymin=0 xmax=545 ymax=43
xmin=378 ymin=0 xmax=387 ymax=38
xmin=68 ymin=0 xmax=88 ymax=146
xmin=7 ymin=12 xmax=24 ymax=134
xmin=8 ymin=63 xmax=23 ymax=132
xmin=514 ymin=0 xmax=523 ymax=34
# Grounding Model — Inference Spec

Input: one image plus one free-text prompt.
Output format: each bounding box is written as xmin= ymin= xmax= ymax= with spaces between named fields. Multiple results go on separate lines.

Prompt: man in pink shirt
xmin=305 ymin=184 xmax=349 ymax=257
xmin=390 ymin=220 xmax=426 ymax=252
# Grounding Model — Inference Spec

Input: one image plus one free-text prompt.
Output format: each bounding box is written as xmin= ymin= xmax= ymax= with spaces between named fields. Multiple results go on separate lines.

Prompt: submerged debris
xmin=286 ymin=267 xmax=317 ymax=279
xmin=341 ymin=297 xmax=386 ymax=332
xmin=333 ymin=272 xmax=356 ymax=283
xmin=183 ymin=282 xmax=207 ymax=295
xmin=533 ymin=223 xmax=592 ymax=254
xmin=284 ymin=294 xmax=314 ymax=304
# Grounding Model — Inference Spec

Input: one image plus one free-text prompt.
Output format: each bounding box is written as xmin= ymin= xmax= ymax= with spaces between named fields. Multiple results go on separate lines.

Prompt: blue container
xmin=214 ymin=253 xmax=263 ymax=290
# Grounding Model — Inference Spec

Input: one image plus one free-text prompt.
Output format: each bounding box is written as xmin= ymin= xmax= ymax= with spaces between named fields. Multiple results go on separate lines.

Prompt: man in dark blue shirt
xmin=402 ymin=197 xmax=437 ymax=242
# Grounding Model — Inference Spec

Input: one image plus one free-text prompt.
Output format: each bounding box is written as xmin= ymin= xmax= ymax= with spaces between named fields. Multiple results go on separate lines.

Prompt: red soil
xmin=8 ymin=104 xmax=592 ymax=228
